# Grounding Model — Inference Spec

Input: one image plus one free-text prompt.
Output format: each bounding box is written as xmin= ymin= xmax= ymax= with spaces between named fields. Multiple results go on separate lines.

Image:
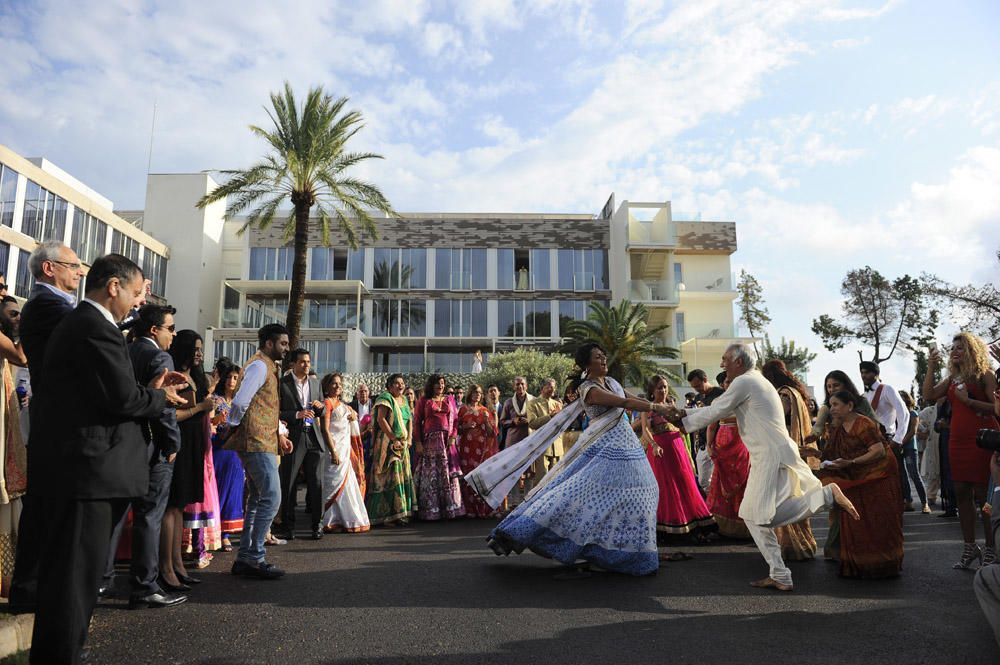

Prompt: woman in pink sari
xmin=457 ymin=384 xmax=500 ymax=518
xmin=413 ymin=375 xmax=465 ymax=521
xmin=640 ymin=376 xmax=717 ymax=548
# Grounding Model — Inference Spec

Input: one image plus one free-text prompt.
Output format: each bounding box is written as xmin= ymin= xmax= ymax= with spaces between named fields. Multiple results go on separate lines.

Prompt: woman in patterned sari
xmin=706 ymin=377 xmax=751 ymax=539
xmin=365 ymin=374 xmax=417 ymax=526
xmin=0 ymin=329 xmax=27 ymax=596
xmin=762 ymin=359 xmax=818 ymax=561
xmin=413 ymin=375 xmax=465 ymax=521
xmin=457 ymin=384 xmax=499 ymax=518
xmin=818 ymin=390 xmax=904 ymax=579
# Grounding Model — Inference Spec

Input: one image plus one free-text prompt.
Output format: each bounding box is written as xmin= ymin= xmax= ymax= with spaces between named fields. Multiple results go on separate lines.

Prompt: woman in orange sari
xmin=457 ymin=384 xmax=500 ymax=518
xmin=818 ymin=390 xmax=903 ymax=579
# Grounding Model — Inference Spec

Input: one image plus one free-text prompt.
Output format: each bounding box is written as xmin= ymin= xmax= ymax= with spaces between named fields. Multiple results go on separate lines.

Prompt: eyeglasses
xmin=156 ymin=324 xmax=176 ymax=332
xmin=50 ymin=260 xmax=83 ymax=270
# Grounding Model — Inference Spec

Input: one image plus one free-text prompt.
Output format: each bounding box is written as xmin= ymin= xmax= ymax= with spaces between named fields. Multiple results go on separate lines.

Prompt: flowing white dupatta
xmin=465 ymin=379 xmax=626 ymax=509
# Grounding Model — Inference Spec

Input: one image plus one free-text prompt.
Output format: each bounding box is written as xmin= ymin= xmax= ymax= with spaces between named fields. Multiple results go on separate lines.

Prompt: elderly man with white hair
xmin=664 ymin=343 xmax=860 ymax=591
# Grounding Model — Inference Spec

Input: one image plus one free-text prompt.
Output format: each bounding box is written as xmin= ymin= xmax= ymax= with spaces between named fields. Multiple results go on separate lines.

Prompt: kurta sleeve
xmin=682 ymin=377 xmax=750 ymax=432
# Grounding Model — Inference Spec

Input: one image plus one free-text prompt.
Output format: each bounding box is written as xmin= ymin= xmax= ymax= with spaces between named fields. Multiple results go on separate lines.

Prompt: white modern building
xmin=0 ymin=142 xmax=749 ymax=386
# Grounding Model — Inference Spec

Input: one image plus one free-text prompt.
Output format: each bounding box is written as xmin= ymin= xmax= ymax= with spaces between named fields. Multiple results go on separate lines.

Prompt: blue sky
xmin=1 ymin=0 xmax=998 ymax=389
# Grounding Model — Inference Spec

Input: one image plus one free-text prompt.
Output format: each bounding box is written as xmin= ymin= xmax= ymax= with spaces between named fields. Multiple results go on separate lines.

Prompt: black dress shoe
xmin=273 ymin=529 xmax=295 ymax=541
xmin=97 ymin=583 xmax=115 ymax=598
xmin=128 ymin=590 xmax=188 ymax=610
xmin=175 ymin=571 xmax=202 ymax=585
xmin=232 ymin=559 xmax=285 ymax=579
xmin=311 ymin=528 xmax=323 ymax=541
xmin=158 ymin=576 xmax=191 ymax=592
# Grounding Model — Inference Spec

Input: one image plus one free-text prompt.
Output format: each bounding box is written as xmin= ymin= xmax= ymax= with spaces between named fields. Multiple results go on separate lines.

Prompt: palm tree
xmin=559 ymin=300 xmax=680 ymax=386
xmin=197 ymin=82 xmax=396 ymax=347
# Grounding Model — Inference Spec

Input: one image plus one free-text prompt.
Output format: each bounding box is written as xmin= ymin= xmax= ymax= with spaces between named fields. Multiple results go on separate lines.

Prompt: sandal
xmin=953 ymin=543 xmax=983 ymax=570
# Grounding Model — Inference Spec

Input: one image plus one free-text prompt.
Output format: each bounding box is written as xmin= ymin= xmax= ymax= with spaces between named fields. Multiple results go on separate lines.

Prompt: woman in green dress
xmin=365 ymin=373 xmax=417 ymax=526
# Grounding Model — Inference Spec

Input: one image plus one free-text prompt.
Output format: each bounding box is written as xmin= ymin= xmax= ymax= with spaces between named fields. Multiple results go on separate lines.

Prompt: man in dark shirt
xmin=687 ymin=369 xmax=725 ymax=492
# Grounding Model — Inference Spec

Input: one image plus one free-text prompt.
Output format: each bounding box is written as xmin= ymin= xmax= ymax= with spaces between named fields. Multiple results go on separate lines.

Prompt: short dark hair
xmin=574 ymin=342 xmax=606 ymax=375
xmin=321 ymin=372 xmax=343 ymax=397
xmin=212 ymin=358 xmax=241 ymax=397
xmin=134 ymin=304 xmax=176 ymax=338
xmin=257 ymin=323 xmax=288 ymax=348
xmin=1 ymin=296 xmax=17 ymax=305
xmin=715 ymin=371 xmax=727 ymax=385
xmin=86 ymin=253 xmax=143 ymax=293
xmin=289 ymin=348 xmax=310 ymax=364
xmin=858 ymin=361 xmax=880 ymax=375
xmin=687 ymin=369 xmax=707 ymax=382
xmin=386 ymin=373 xmax=404 ymax=389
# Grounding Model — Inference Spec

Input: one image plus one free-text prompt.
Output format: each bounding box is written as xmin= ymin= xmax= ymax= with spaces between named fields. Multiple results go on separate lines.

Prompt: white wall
xmin=141 ymin=174 xmax=226 ymax=333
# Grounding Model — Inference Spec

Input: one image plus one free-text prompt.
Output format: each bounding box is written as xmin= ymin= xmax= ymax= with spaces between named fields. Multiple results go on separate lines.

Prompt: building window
xmin=14 ymin=249 xmax=32 ymax=298
xmin=557 ymin=299 xmax=609 ymax=336
xmin=557 ymin=249 xmax=608 ymax=291
xmin=370 ymin=299 xmax=426 ymax=336
xmin=248 ymin=247 xmax=293 ymax=280
xmin=142 ymin=250 xmax=167 ymax=296
xmin=21 ymin=180 xmax=67 ymax=242
xmin=0 ymin=164 xmax=18 ymax=228
xmin=222 ymin=285 xmax=241 ymax=328
xmin=371 ymin=350 xmax=425 ymax=373
xmin=435 ymin=248 xmax=486 ymax=290
xmin=242 ymin=296 xmax=288 ymax=328
xmin=110 ymin=229 xmax=141 ymax=263
xmin=498 ymin=299 xmax=551 ymax=338
xmin=306 ymin=298 xmax=357 ymax=328
xmin=675 ymin=312 xmax=686 ymax=342
xmin=70 ymin=209 xmax=109 ymax=264
xmin=301 ymin=340 xmax=346 ymax=375
xmin=310 ymin=247 xmax=362 ymax=280
xmin=434 ymin=299 xmax=487 ymax=337
xmin=373 ymin=248 xmax=426 ymax=289
xmin=0 ymin=242 xmax=9 ymax=283
xmin=428 ymin=351 xmax=489 ymax=373
xmin=498 ymin=248 xmax=552 ymax=291
xmin=673 ymin=262 xmax=683 ymax=287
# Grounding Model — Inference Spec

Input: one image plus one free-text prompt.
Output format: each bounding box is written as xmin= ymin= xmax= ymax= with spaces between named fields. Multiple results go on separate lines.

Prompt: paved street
xmin=90 ymin=511 xmax=997 ymax=665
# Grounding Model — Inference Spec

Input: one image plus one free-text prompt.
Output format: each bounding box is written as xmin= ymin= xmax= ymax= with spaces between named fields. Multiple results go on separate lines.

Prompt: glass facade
xmin=428 ymin=351 xmax=489 ymax=373
xmin=214 ymin=338 xmax=345 ymax=374
xmin=370 ymin=299 xmax=426 ymax=336
xmin=70 ymin=209 xmax=109 ymax=264
xmin=675 ymin=312 xmax=686 ymax=342
xmin=110 ymin=229 xmax=141 ymax=263
xmin=434 ymin=299 xmax=487 ymax=337
xmin=0 ymin=164 xmax=17 ymax=228
xmin=248 ymin=247 xmax=293 ymax=280
xmin=0 ymin=242 xmax=9 ymax=281
xmin=21 ymin=180 xmax=68 ymax=242
xmin=15 ymin=249 xmax=32 ymax=298
xmin=373 ymin=248 xmax=426 ymax=289
xmin=306 ymin=298 xmax=357 ymax=328
xmin=557 ymin=249 xmax=608 ymax=291
xmin=435 ymin=248 xmax=486 ymax=290
xmin=310 ymin=246 xmax=364 ymax=281
xmin=498 ymin=299 xmax=552 ymax=338
xmin=371 ymin=350 xmax=425 ymax=373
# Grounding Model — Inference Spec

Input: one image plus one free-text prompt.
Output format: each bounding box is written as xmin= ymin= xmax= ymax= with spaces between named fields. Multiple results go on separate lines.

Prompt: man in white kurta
xmin=670 ymin=345 xmax=856 ymax=590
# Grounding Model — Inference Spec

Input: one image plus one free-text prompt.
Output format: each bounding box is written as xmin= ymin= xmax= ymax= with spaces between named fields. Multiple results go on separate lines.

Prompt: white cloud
xmin=819 ymin=0 xmax=903 ymax=22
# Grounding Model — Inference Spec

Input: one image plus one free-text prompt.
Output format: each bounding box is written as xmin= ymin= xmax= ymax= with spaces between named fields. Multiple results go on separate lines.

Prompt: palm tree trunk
xmin=285 ymin=202 xmax=310 ymax=349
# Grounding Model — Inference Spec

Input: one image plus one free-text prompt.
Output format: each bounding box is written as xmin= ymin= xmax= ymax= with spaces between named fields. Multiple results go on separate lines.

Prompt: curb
xmin=0 ymin=613 xmax=31 ymax=659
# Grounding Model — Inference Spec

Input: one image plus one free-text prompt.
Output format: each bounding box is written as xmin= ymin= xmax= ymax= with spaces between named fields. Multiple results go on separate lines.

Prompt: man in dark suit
xmin=9 ymin=241 xmax=85 ymax=614
xmin=275 ymin=348 xmax=327 ymax=540
xmin=29 ymin=254 xmax=186 ymax=665
xmin=102 ymin=304 xmax=186 ymax=609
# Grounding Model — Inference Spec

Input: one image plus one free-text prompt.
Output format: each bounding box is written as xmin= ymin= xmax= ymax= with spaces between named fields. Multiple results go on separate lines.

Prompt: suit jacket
xmin=128 ymin=337 xmax=182 ymax=460
xmin=279 ymin=373 xmax=327 ymax=452
xmin=19 ymin=283 xmax=75 ymax=398
xmin=34 ymin=302 xmax=166 ymax=499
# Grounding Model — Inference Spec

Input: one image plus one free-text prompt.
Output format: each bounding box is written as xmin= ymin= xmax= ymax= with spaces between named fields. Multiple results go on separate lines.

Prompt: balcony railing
xmin=628 ymin=280 xmax=677 ymax=303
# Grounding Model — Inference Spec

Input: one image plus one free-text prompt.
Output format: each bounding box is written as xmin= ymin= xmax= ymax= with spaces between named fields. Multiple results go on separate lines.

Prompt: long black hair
xmin=213 ymin=357 xmax=240 ymax=398
xmin=170 ymin=329 xmax=207 ymax=394
xmin=423 ymin=374 xmax=445 ymax=399
xmin=822 ymin=370 xmax=864 ymax=408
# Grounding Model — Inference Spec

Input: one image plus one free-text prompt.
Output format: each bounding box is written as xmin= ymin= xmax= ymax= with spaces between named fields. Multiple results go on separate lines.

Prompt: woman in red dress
xmin=705 ymin=376 xmax=751 ymax=539
xmin=924 ymin=332 xmax=999 ymax=569
xmin=457 ymin=384 xmax=500 ymax=518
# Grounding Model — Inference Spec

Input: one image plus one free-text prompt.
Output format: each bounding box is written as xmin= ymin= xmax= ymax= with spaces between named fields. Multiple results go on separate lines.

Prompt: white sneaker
xmin=921 ymin=504 xmax=931 ymax=514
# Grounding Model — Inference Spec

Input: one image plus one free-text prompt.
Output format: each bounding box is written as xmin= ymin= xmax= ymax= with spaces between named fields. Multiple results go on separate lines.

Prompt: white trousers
xmin=745 ymin=469 xmax=835 ymax=586
xmin=695 ymin=447 xmax=714 ymax=493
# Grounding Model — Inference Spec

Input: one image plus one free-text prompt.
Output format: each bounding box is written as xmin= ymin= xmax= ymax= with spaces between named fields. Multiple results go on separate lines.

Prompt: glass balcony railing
xmin=574 ymin=272 xmax=595 ymax=292
xmin=449 ymin=271 xmax=472 ymax=290
xmin=627 ymin=280 xmax=677 ymax=303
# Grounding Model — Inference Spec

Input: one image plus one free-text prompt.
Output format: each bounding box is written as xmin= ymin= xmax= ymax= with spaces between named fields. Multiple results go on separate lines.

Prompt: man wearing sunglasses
xmin=9 ymin=241 xmax=85 ymax=614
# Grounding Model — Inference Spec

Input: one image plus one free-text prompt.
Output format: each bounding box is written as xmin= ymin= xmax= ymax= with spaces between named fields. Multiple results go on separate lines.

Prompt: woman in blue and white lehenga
xmin=465 ymin=343 xmax=669 ymax=576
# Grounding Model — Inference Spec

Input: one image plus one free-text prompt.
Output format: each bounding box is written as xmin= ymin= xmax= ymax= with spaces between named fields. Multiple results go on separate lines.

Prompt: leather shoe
xmin=158 ymin=576 xmax=191 ymax=593
xmin=128 ymin=590 xmax=188 ymax=610
xmin=97 ymin=583 xmax=115 ymax=599
xmin=175 ymin=571 xmax=202 ymax=585
xmin=273 ymin=529 xmax=295 ymax=541
xmin=311 ymin=528 xmax=323 ymax=541
xmin=232 ymin=559 xmax=285 ymax=579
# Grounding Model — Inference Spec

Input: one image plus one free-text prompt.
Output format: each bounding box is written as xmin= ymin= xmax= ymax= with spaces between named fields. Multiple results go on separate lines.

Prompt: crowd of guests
xmin=0 ymin=240 xmax=996 ymax=662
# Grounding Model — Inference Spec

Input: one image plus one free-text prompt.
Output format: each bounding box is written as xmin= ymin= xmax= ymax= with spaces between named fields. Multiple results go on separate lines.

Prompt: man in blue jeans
xmin=224 ymin=323 xmax=293 ymax=579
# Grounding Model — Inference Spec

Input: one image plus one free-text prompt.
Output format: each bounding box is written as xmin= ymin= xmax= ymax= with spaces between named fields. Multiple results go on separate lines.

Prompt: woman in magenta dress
xmin=457 ymin=384 xmax=500 ymax=518
xmin=640 ymin=376 xmax=717 ymax=547
xmin=924 ymin=332 xmax=999 ymax=569
xmin=413 ymin=375 xmax=466 ymax=521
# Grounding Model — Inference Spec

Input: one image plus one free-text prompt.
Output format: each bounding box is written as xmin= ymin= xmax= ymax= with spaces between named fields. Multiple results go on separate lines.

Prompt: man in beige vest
xmin=225 ymin=323 xmax=293 ymax=580
xmin=527 ymin=378 xmax=564 ymax=472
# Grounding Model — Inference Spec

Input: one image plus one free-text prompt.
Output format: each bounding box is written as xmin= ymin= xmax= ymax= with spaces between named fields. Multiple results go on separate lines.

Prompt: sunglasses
xmin=156 ymin=324 xmax=177 ymax=332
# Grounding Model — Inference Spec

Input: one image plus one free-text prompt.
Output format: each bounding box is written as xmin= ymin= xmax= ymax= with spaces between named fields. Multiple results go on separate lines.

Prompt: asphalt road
xmin=89 ymin=509 xmax=998 ymax=665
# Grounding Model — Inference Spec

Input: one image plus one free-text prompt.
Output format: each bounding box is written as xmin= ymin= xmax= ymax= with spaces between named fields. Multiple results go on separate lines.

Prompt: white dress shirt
xmin=228 ymin=359 xmax=268 ymax=426
xmin=863 ymin=379 xmax=909 ymax=444
xmin=82 ymin=299 xmax=117 ymax=327
xmin=293 ymin=373 xmax=311 ymax=407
